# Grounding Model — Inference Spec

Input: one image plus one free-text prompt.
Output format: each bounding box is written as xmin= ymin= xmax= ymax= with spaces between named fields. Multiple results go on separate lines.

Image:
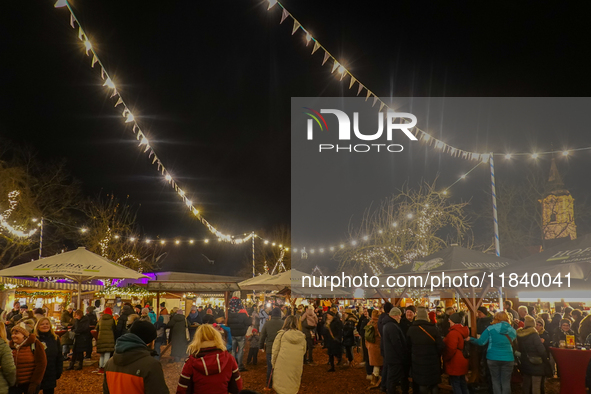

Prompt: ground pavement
xmin=53 ymin=342 xmax=560 ymax=393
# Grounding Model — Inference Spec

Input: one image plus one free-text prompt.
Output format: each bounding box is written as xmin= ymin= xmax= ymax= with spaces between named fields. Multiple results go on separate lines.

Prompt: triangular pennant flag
xmin=331 ymin=60 xmax=339 ymax=73
xmin=78 ymin=27 xmax=84 ymax=40
xmin=280 ymin=8 xmax=289 ymax=24
xmin=114 ymin=97 xmax=123 ymax=107
xmin=340 ymin=71 xmax=346 ymax=81
xmin=365 ymin=90 xmax=371 ymax=101
xmin=70 ymin=14 xmax=75 ymax=29
xmin=379 ymin=102 xmax=385 ymax=111
xmin=357 ymin=83 xmax=364 ymax=96
xmin=100 ymin=67 xmax=105 ymax=80
xmin=312 ymin=41 xmax=320 ymax=55
xmin=372 ymin=96 xmax=378 ymax=107
xmin=133 ymin=124 xmax=138 ymax=134
xmin=349 ymin=76 xmax=356 ymax=89
xmin=91 ymin=55 xmax=98 ymax=67
xmin=322 ymin=51 xmax=330 ymax=66
xmin=136 ymin=130 xmax=143 ymax=140
xmin=148 ymin=149 xmax=155 ymax=159
xmin=110 ymin=88 xmax=118 ymax=98
xmin=292 ymin=20 xmax=301 ymax=35
xmin=152 ymin=154 xmax=158 ymax=164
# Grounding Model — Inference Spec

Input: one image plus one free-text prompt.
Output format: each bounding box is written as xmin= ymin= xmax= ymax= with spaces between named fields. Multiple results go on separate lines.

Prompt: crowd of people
xmin=1 ymin=298 xmax=590 ymax=394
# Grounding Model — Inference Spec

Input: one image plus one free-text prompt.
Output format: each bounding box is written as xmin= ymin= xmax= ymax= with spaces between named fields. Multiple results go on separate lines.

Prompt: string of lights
xmin=0 ymin=191 xmax=39 ymax=238
xmin=52 ymin=1 xmax=263 ymax=246
xmin=265 ymin=0 xmax=591 ymax=160
xmin=291 ymin=164 xmax=481 ymax=256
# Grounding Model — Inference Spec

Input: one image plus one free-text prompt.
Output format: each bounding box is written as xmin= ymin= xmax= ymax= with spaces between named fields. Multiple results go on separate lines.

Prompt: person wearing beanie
xmin=187 ymin=305 xmax=202 ymax=341
xmin=95 ymin=307 xmax=116 ymax=374
xmin=104 ymin=320 xmax=169 ymax=394
xmin=381 ymin=307 xmax=409 ymax=393
xmin=406 ymin=306 xmax=445 ymax=393
xmin=227 ymin=298 xmax=251 ymax=372
xmin=516 ymin=315 xmax=548 ymax=393
xmin=477 ymin=306 xmax=493 ymax=335
xmin=552 ymin=318 xmax=579 ymax=347
xmin=139 ymin=308 xmax=152 ymax=322
xmin=166 ymin=307 xmax=189 ymax=363
xmin=246 ymin=328 xmax=260 ymax=365
xmin=400 ymin=305 xmax=415 ymax=335
xmin=260 ymin=307 xmax=284 ymax=387
xmin=443 ymin=313 xmax=469 ymax=394
xmin=9 ymin=319 xmax=47 ymax=394
xmin=377 ymin=302 xmax=393 ymax=340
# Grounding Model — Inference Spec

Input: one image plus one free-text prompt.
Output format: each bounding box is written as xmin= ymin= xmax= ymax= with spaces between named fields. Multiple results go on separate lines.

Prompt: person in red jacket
xmin=9 ymin=319 xmax=47 ymax=394
xmin=443 ymin=313 xmax=469 ymax=394
xmin=176 ymin=324 xmax=242 ymax=394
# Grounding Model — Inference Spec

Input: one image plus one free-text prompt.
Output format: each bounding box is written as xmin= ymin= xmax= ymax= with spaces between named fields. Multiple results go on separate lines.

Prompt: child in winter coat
xmin=246 ymin=328 xmax=260 ymax=365
xmin=9 ymin=320 xmax=47 ymax=394
xmin=176 ymin=324 xmax=242 ymax=394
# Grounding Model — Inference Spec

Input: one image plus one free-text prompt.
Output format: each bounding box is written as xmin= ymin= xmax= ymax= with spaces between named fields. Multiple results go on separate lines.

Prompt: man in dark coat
xmin=382 ymin=307 xmax=410 ymax=394
xmin=476 ymin=306 xmax=493 ymax=335
xmin=260 ymin=307 xmax=284 ymax=387
xmin=324 ymin=311 xmax=343 ymax=372
xmin=115 ymin=304 xmax=133 ymax=339
xmin=69 ymin=310 xmax=90 ymax=370
xmin=85 ymin=306 xmax=98 ymax=359
xmin=399 ymin=305 xmax=415 ymax=335
xmin=406 ymin=307 xmax=445 ymax=393
xmin=516 ymin=316 xmax=549 ymax=393
xmin=227 ymin=299 xmax=251 ymax=371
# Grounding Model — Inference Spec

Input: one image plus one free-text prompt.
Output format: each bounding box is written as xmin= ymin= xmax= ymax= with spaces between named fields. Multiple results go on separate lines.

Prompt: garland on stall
xmin=15 ymin=291 xmax=71 ymax=305
xmin=96 ymin=285 xmax=156 ymax=298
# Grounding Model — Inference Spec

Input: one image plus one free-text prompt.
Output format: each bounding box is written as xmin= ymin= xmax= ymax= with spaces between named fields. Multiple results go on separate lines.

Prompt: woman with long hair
xmin=175 ymin=324 xmax=242 ymax=394
xmin=34 ymin=317 xmax=63 ymax=394
xmin=0 ymin=322 xmax=16 ymax=393
xmin=271 ymin=316 xmax=306 ymax=394
xmin=468 ymin=311 xmax=516 ymax=394
xmin=9 ymin=319 xmax=47 ymax=394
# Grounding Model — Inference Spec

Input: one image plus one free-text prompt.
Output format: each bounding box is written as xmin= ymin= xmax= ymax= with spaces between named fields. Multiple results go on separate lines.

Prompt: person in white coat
xmin=271 ymin=315 xmax=306 ymax=394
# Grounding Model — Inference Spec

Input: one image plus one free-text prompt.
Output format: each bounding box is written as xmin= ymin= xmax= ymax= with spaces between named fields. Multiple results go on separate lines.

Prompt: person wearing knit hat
xmin=516 ymin=314 xmax=549 ymax=391
xmin=104 ymin=320 xmax=169 ymax=394
xmin=260 ymin=306 xmax=285 ymax=387
xmin=443 ymin=311 xmax=470 ymax=393
xmin=476 ymin=306 xmax=493 ymax=335
xmin=95 ymin=307 xmax=116 ymax=374
xmin=380 ymin=306 xmax=408 ymax=392
xmin=400 ymin=306 xmax=415 ymax=335
xmin=406 ymin=307 xmax=444 ymax=392
xmin=227 ymin=298 xmax=251 ymax=372
xmin=534 ymin=317 xmax=551 ymax=357
xmin=9 ymin=319 xmax=47 ymax=394
xmin=139 ymin=307 xmax=151 ymax=322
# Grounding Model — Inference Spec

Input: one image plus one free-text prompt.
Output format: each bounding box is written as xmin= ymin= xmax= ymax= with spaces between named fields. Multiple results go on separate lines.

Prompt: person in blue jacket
xmin=468 ymin=311 xmax=516 ymax=394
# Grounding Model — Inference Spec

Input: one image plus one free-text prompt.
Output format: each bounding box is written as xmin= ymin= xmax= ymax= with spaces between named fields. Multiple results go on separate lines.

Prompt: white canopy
xmin=0 ymin=247 xmax=148 ymax=308
xmin=238 ymin=270 xmax=310 ymax=291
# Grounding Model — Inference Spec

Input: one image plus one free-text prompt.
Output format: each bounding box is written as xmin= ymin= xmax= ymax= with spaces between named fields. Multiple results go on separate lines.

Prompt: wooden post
xmin=224 ymin=291 xmax=230 ymax=322
xmin=156 ymin=291 xmax=160 ymax=318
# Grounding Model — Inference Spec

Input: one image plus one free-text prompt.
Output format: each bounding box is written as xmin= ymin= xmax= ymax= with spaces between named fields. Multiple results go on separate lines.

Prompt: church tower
xmin=540 ymin=158 xmax=576 ymax=247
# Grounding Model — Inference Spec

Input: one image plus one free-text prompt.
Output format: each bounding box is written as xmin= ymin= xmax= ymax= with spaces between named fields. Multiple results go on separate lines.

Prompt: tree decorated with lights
xmin=0 ymin=142 xmax=81 ymax=268
xmin=81 ymin=194 xmax=164 ymax=274
xmin=335 ymin=182 xmax=469 ymax=275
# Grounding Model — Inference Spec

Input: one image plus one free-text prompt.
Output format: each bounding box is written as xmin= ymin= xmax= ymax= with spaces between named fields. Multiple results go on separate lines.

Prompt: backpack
xmin=364 ymin=324 xmax=376 ymax=343
xmin=462 ymin=340 xmax=470 ymax=359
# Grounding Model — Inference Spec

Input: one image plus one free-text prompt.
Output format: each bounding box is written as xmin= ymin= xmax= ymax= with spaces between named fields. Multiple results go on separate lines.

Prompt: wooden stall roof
xmin=146 ymin=272 xmax=246 ymax=292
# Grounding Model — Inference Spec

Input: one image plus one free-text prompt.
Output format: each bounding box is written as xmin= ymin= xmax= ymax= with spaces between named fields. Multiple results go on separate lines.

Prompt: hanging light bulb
xmin=204 ymin=239 xmax=209 ymax=243
xmin=338 ymin=65 xmax=346 ymax=74
xmin=306 ymin=32 xmax=312 ymax=44
xmin=175 ymin=240 xmax=180 ymax=245
xmin=505 ymin=153 xmax=512 ymax=159
xmin=562 ymin=150 xmax=569 ymax=156
xmin=164 ymin=174 xmax=172 ymax=181
xmin=189 ymin=240 xmax=194 ymax=244
xmin=532 ymin=153 xmax=539 ymax=159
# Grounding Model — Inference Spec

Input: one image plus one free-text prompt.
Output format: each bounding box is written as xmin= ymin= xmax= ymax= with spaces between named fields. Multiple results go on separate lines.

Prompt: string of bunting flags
xmin=52 ymin=1 xmax=263 ymax=247
xmin=265 ymin=0 xmax=591 ymax=160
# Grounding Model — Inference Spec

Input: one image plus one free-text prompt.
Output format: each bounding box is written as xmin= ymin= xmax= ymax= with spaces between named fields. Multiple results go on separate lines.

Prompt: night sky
xmin=1 ymin=1 xmax=590 ymax=273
